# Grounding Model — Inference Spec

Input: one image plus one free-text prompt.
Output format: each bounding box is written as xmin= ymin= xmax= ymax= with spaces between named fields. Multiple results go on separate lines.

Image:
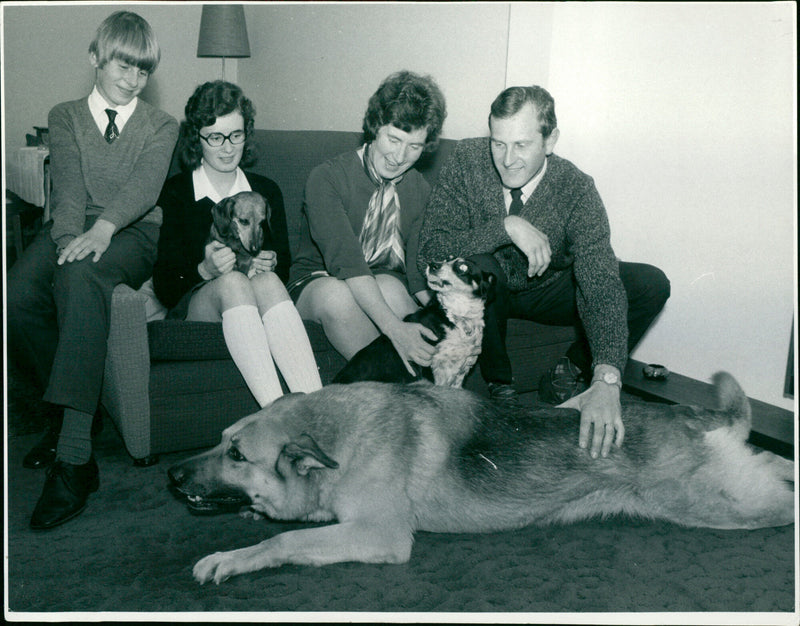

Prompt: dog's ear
xmin=279 ymin=433 xmax=339 ymax=477
xmin=211 ymin=197 xmax=236 ymax=238
xmin=480 ymin=271 xmax=497 ymax=302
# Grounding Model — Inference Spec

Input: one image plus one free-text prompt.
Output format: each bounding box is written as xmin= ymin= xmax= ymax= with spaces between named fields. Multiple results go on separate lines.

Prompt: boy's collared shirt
xmin=88 ymin=86 xmax=138 ymax=135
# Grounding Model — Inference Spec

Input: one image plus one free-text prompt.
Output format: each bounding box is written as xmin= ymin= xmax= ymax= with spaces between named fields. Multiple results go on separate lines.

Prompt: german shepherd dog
xmin=209 ymin=191 xmax=268 ymax=275
xmin=334 ymin=258 xmax=495 ymax=387
xmin=169 ymin=374 xmax=794 ymax=584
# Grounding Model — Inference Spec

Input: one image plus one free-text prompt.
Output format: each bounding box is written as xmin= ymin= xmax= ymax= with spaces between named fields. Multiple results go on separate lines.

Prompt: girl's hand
xmin=200 ymin=240 xmax=236 ymax=279
xmin=247 ymin=250 xmax=277 ymax=278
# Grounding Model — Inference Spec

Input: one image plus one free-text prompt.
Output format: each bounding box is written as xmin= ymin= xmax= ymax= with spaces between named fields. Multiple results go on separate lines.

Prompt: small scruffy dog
xmin=334 ymin=258 xmax=495 ymax=387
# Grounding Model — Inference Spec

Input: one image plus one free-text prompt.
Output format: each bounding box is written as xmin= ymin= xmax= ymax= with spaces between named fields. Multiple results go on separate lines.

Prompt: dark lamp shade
xmin=197 ymin=5 xmax=251 ymax=58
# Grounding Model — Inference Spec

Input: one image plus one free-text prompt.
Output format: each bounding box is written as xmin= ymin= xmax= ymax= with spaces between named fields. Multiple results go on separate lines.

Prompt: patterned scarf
xmin=359 ymin=144 xmax=405 ymax=272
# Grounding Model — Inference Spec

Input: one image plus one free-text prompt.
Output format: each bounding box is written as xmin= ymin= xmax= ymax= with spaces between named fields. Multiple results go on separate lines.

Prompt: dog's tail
xmin=713 ymin=371 xmax=752 ymax=441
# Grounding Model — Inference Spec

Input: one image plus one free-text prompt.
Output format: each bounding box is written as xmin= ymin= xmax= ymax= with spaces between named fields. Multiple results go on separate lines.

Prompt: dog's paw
xmin=193 ymin=551 xmax=240 ymax=585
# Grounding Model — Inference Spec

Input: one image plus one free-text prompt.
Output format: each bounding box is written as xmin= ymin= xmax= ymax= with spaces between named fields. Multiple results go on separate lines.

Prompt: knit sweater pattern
xmin=418 ymin=136 xmax=628 ymax=372
xmin=48 ymin=97 xmax=178 ymax=246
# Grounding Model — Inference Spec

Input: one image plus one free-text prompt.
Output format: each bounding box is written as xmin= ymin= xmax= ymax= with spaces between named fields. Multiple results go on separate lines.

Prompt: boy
xmin=7 ymin=11 xmax=179 ymax=529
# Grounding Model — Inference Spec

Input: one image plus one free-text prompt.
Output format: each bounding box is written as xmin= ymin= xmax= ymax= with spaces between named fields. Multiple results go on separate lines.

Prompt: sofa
xmin=100 ymin=129 xmax=577 ymax=465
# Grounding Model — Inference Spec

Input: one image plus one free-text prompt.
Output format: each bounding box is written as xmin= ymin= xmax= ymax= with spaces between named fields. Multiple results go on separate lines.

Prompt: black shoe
xmin=538 ymin=357 xmax=586 ymax=404
xmin=488 ymin=382 xmax=521 ymax=407
xmin=23 ymin=409 xmax=104 ymax=470
xmin=30 ymin=457 xmax=99 ymax=530
xmin=23 ymin=427 xmax=60 ymax=469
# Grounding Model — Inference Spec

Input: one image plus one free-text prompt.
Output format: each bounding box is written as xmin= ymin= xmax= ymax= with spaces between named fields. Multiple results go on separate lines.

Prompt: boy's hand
xmin=57 ymin=219 xmax=116 ymax=265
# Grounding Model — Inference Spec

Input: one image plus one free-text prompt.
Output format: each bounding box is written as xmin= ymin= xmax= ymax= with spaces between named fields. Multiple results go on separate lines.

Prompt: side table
xmin=5 ymin=147 xmax=50 ymax=262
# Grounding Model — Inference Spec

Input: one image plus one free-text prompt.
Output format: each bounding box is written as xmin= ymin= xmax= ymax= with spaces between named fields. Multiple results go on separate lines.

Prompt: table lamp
xmin=197 ymin=4 xmax=251 ymax=81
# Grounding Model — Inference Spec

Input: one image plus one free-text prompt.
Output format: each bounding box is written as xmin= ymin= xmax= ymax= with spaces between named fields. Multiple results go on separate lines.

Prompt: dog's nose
xmin=168 ymin=465 xmax=187 ymax=487
xmin=428 ymin=261 xmax=442 ymax=272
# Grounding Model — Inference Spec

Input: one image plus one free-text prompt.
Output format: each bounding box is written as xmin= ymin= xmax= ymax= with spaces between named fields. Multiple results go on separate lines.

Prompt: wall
xmin=2 ymin=3 xmax=221 ymax=152
xmin=1 ymin=2 xmax=507 ymax=154
xmin=544 ymin=3 xmax=795 ymax=410
xmin=238 ymin=3 xmax=508 ymax=139
xmin=2 ymin=2 xmax=797 ymax=410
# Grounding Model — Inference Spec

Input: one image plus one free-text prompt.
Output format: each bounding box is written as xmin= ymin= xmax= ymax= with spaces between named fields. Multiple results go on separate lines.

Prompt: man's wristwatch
xmin=592 ymin=370 xmax=622 ymax=389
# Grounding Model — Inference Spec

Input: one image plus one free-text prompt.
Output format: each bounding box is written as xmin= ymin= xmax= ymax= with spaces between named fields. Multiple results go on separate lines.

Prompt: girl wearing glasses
xmin=152 ymin=81 xmax=321 ymax=410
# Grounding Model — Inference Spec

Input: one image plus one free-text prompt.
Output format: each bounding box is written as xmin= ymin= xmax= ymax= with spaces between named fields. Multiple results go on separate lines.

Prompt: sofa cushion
xmin=147 ymin=321 xmax=230 ymax=361
xmin=147 ymin=319 xmax=338 ymax=362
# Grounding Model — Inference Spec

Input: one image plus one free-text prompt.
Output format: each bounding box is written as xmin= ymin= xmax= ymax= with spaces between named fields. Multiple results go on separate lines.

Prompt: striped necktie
xmin=104 ymin=109 xmax=119 ymax=144
xmin=359 ymin=144 xmax=405 ymax=272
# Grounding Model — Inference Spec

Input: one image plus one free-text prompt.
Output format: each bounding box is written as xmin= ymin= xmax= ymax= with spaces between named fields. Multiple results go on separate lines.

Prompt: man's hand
xmin=57 ymin=219 xmax=116 ymax=265
xmin=503 ymin=215 xmax=551 ymax=277
xmin=247 ymin=250 xmax=277 ymax=278
xmin=559 ymin=381 xmax=624 ymax=459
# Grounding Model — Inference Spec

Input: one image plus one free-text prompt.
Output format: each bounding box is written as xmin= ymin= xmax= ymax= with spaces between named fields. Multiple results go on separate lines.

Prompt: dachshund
xmin=208 ymin=191 xmax=269 ymax=275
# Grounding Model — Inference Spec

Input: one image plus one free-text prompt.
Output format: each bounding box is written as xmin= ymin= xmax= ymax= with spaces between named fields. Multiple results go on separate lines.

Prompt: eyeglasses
xmin=199 ymin=130 xmax=246 ymax=147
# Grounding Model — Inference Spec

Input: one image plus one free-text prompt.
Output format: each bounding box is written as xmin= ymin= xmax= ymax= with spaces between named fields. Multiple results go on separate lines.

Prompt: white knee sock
xmin=262 ymin=300 xmax=322 ymax=393
xmin=222 ymin=304 xmax=283 ymax=407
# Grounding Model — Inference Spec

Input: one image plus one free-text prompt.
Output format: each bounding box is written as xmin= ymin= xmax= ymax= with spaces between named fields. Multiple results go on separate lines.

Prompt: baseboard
xmin=623 ymin=359 xmax=795 ymax=448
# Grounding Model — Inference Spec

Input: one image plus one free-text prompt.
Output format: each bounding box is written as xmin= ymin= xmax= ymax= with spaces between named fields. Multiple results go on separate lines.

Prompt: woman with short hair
xmin=288 ymin=71 xmax=447 ymax=373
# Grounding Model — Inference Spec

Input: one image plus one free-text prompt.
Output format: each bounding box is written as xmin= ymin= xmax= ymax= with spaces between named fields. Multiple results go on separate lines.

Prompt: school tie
xmin=359 ymin=144 xmax=405 ymax=272
xmin=509 ymin=187 xmax=523 ymax=216
xmin=104 ymin=109 xmax=119 ymax=144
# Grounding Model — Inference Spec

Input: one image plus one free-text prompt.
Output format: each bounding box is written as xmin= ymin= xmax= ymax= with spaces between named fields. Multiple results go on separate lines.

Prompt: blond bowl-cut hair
xmin=89 ymin=10 xmax=161 ymax=74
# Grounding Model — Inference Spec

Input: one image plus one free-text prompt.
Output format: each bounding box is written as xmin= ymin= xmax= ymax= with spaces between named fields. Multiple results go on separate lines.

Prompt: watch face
xmin=593 ymin=371 xmax=621 ymax=387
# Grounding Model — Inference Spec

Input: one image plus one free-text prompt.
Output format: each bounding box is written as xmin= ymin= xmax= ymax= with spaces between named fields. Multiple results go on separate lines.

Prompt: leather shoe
xmin=22 ymin=410 xmax=104 ymax=470
xmin=23 ymin=427 xmax=59 ymax=469
xmin=30 ymin=457 xmax=99 ymax=530
xmin=538 ymin=356 xmax=586 ymax=404
xmin=488 ymin=382 xmax=521 ymax=407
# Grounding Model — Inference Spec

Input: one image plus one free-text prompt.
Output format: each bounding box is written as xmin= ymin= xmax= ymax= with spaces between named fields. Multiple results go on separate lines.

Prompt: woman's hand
xmin=57 ymin=219 xmax=115 ymax=265
xmin=199 ymin=240 xmax=236 ymax=279
xmin=385 ymin=319 xmax=438 ymax=374
xmin=247 ymin=250 xmax=277 ymax=278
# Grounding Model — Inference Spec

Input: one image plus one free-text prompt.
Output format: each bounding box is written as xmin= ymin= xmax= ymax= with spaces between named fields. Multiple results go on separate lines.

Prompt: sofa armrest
xmin=101 ymin=284 xmax=153 ymax=460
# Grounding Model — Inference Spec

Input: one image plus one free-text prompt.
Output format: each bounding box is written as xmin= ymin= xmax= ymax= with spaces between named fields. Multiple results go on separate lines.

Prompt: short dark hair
xmin=489 ymin=86 xmax=557 ymax=139
xmin=362 ymin=71 xmax=447 ymax=151
xmin=178 ymin=81 xmax=257 ymax=171
xmin=89 ymin=11 xmax=160 ymax=74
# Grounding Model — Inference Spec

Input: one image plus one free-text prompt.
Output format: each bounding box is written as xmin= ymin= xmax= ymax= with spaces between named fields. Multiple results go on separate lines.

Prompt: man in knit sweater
xmin=418 ymin=86 xmax=669 ymax=459
xmin=7 ymin=11 xmax=178 ymax=528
